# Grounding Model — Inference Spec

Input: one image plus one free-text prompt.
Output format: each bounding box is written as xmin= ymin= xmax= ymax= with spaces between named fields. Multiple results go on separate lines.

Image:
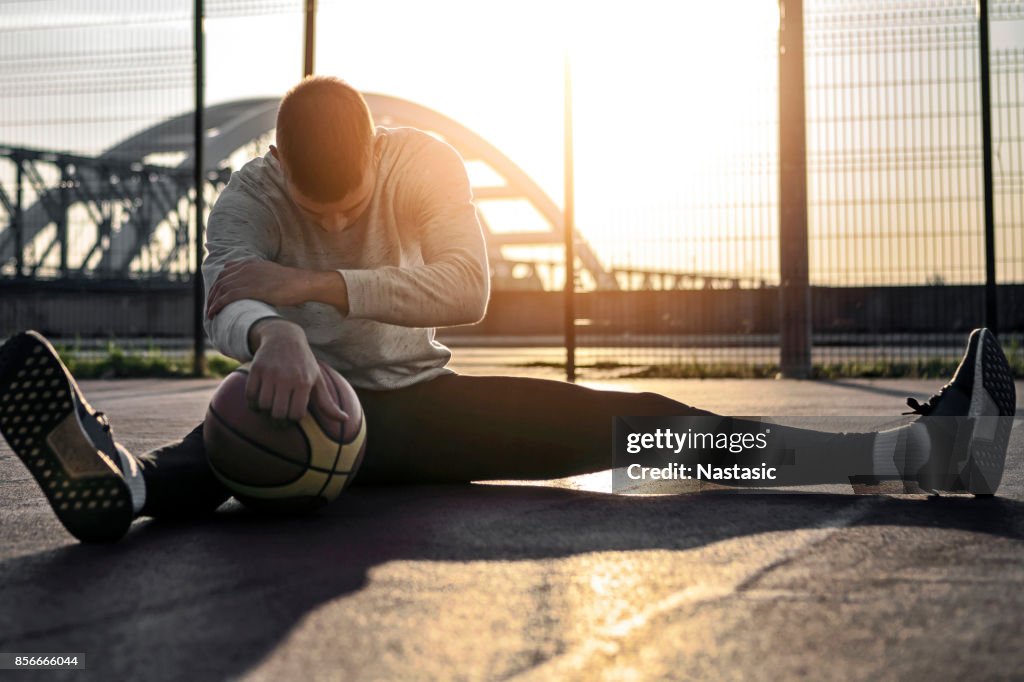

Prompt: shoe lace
xmin=902 ymin=387 xmax=948 ymax=416
xmin=95 ymin=410 xmax=112 ymax=433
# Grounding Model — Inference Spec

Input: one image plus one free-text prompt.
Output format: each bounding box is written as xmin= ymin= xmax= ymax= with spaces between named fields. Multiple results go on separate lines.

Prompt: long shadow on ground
xmin=0 ymin=485 xmax=1021 ymax=680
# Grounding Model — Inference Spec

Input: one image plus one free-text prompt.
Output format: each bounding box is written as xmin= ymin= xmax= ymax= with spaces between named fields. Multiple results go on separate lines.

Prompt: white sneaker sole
xmin=0 ymin=332 xmax=134 ymax=542
xmin=960 ymin=329 xmax=1016 ymax=495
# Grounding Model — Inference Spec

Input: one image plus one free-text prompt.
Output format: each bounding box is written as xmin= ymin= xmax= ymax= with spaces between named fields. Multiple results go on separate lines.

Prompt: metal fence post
xmin=58 ymin=164 xmax=69 ymax=278
xmin=564 ymin=52 xmax=576 ymax=383
xmin=778 ymin=0 xmax=811 ymax=378
xmin=14 ymin=157 xmax=23 ymax=277
xmin=978 ymin=0 xmax=998 ymax=334
xmin=193 ymin=0 xmax=207 ymax=377
xmin=304 ymin=0 xmax=317 ymax=78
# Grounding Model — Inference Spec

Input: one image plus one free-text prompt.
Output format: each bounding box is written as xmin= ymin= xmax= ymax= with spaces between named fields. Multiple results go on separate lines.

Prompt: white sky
xmin=1 ymin=1 xmax=1022 ymax=283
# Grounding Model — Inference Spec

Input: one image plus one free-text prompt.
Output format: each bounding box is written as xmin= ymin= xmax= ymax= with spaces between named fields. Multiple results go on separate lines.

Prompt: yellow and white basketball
xmin=202 ymin=361 xmax=367 ymax=513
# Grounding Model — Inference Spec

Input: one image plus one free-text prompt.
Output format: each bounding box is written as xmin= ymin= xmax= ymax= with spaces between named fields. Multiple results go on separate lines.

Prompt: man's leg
xmin=353 ymin=376 xmax=701 ymax=483
xmin=136 ymin=423 xmax=232 ymax=519
xmin=352 ymin=328 xmax=1015 ymax=494
xmin=352 ymin=375 xmax=876 ymax=486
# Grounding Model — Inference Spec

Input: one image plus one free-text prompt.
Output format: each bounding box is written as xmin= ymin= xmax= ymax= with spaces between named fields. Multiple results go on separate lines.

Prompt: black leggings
xmin=137 ymin=374 xmax=874 ymax=518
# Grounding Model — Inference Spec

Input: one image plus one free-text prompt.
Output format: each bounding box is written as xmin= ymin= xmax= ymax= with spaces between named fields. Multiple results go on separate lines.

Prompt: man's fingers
xmin=208 ymin=287 xmax=247 ymax=318
xmin=208 ymin=291 xmax=231 ymax=317
xmin=312 ymin=377 xmax=349 ymax=423
xmin=288 ymin=384 xmax=311 ymax=422
xmin=270 ymin=387 xmax=292 ymax=421
xmin=258 ymin=377 xmax=275 ymax=412
xmin=208 ymin=266 xmax=269 ymax=317
xmin=207 ymin=279 xmax=230 ymax=317
xmin=245 ymin=366 xmax=262 ymax=399
xmin=208 ymin=275 xmax=235 ymax=303
xmin=222 ymin=260 xmax=259 ymax=279
xmin=209 ymin=270 xmax=247 ymax=302
xmin=206 ymin=281 xmax=223 ymax=317
xmin=245 ymin=370 xmax=262 ymax=410
xmin=213 ymin=268 xmax=247 ymax=289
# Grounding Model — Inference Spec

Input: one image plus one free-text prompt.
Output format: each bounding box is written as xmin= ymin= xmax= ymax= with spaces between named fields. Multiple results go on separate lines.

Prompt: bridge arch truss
xmin=0 ymin=95 xmax=623 ymax=290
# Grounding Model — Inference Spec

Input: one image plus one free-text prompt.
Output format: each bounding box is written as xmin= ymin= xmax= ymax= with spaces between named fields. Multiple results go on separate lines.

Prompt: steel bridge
xmin=0 ymin=95 xmax=758 ymax=291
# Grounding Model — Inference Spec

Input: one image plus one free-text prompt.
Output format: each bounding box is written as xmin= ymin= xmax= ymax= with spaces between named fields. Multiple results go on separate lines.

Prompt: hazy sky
xmin=202 ymin=0 xmax=779 ymax=219
xmin=205 ymin=0 xmax=782 ymax=280
xmin=1 ymin=1 xmax=1022 ymax=284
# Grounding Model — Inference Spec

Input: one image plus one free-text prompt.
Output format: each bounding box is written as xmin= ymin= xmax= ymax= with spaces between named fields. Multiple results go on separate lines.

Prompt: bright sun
xmin=205 ymin=0 xmax=782 ymax=277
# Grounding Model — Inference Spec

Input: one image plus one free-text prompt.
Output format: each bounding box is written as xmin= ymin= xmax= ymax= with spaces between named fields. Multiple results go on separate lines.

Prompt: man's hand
xmin=246 ymin=319 xmax=349 ymax=424
xmin=206 ymin=259 xmax=349 ymax=318
xmin=207 ymin=260 xmax=308 ymax=318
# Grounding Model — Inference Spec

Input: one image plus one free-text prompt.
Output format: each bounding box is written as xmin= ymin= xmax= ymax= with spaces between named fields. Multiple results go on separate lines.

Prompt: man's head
xmin=271 ymin=76 xmax=377 ymax=232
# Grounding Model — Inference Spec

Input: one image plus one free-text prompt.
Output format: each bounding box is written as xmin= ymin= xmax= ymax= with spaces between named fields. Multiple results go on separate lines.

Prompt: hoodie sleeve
xmin=338 ymin=135 xmax=490 ymax=327
xmin=203 ymin=177 xmax=283 ymax=361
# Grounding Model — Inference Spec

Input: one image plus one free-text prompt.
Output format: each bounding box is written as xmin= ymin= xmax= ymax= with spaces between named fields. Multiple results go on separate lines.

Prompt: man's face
xmin=270 ymin=144 xmax=375 ymax=233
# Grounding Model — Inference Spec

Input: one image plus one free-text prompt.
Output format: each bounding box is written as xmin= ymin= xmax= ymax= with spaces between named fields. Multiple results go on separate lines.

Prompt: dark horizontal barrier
xmin=1 ymin=277 xmax=1022 ymax=340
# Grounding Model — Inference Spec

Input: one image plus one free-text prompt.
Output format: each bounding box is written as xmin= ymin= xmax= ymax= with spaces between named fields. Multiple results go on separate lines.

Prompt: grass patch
xmin=619 ymin=356 xmax=1024 ymax=380
xmin=32 ymin=341 xmax=1024 ymax=381
xmin=621 ymin=363 xmax=780 ymax=379
xmin=207 ymin=354 xmax=241 ymax=377
xmin=514 ymin=360 xmax=636 ymax=370
xmin=51 ymin=342 xmax=239 ymax=379
xmin=811 ymin=359 xmax=958 ymax=380
xmin=514 ymin=361 xmax=567 ymax=369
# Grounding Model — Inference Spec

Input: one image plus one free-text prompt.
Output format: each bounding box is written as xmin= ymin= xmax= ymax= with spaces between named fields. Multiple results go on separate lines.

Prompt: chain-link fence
xmin=0 ymin=1 xmax=303 ymax=357
xmin=804 ymin=0 xmax=1024 ymax=372
xmin=571 ymin=0 xmax=1023 ymax=377
xmin=0 ymin=0 xmax=1021 ymax=378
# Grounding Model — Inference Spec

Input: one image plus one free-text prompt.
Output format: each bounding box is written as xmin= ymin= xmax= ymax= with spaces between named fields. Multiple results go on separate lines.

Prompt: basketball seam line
xmin=314 ymin=370 xmax=345 ymax=499
xmin=230 ymin=366 xmax=362 ymax=446
xmin=206 ymin=407 xmax=312 ymax=486
xmin=207 ymin=404 xmax=352 ymax=477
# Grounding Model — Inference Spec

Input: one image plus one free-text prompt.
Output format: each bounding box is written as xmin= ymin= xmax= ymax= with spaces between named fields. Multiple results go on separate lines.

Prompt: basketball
xmin=202 ymin=361 xmax=367 ymax=513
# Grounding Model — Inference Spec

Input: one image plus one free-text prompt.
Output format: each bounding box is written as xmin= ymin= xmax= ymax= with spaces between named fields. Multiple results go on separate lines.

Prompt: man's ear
xmin=269 ymin=145 xmax=289 ymax=181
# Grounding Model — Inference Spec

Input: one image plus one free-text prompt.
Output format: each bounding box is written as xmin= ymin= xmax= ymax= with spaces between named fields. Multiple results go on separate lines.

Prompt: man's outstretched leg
xmin=0 ymin=331 xmax=230 ymax=543
xmin=353 ymin=374 xmax=881 ymax=486
xmin=353 ymin=329 xmax=1016 ymax=495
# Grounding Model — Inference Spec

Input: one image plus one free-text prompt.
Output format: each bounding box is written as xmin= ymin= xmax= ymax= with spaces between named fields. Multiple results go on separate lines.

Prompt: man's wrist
xmin=308 ymin=270 xmax=350 ymax=315
xmin=247 ymin=317 xmax=300 ymax=353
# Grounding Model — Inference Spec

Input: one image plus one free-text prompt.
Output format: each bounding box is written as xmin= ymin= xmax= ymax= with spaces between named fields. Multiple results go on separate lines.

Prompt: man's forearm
xmin=305 ymin=270 xmax=350 ymax=315
xmin=245 ymin=271 xmax=348 ymax=354
xmin=338 ymin=257 xmax=488 ymax=326
xmin=207 ymin=261 xmax=350 ymax=324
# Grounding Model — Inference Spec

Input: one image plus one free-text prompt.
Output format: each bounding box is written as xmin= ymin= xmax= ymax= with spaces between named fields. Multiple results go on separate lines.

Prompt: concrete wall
xmin=2 ymin=278 xmax=1022 ymax=341
xmin=1 ymin=279 xmax=194 ymax=338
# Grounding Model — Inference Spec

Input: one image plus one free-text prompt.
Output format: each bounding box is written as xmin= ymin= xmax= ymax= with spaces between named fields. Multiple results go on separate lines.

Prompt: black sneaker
xmin=0 ymin=331 xmax=141 ymax=542
xmin=903 ymin=328 xmax=1017 ymax=495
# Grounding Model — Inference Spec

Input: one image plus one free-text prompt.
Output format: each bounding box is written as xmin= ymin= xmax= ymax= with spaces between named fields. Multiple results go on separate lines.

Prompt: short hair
xmin=275 ymin=76 xmax=375 ymax=202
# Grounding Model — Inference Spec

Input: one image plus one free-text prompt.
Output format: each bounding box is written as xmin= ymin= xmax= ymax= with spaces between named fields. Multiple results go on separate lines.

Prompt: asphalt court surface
xmin=1 ymin=371 xmax=1022 ymax=681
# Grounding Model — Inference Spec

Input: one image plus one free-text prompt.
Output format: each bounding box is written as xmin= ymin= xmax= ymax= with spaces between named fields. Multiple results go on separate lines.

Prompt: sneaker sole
xmin=962 ymin=329 xmax=1017 ymax=495
xmin=0 ymin=332 xmax=133 ymax=542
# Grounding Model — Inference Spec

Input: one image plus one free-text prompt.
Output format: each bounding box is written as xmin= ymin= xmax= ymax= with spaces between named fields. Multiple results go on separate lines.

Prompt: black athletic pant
xmin=137 ymin=374 xmax=875 ymax=519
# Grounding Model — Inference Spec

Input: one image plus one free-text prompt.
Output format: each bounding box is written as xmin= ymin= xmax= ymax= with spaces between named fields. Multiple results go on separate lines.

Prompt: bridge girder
xmin=2 ymin=94 xmax=620 ymax=288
